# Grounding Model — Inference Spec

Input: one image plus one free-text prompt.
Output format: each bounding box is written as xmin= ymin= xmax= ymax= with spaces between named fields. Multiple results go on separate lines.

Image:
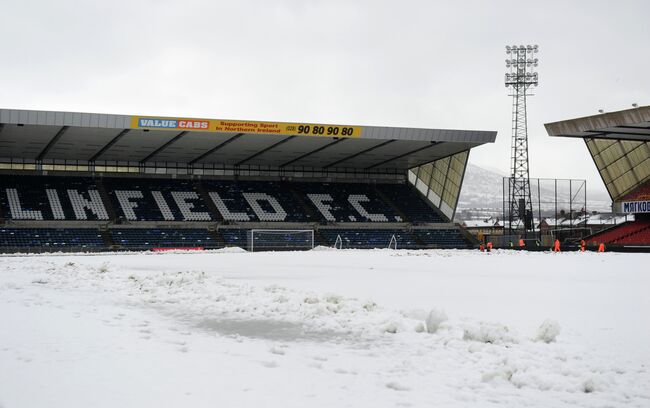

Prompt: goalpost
xmin=248 ymin=229 xmax=315 ymax=252
xmin=388 ymin=234 xmax=398 ymax=250
xmin=334 ymin=234 xmax=343 ymax=250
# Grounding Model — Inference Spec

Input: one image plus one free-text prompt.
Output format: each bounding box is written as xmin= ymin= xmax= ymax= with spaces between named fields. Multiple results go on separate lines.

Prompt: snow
xmin=536 ymin=320 xmax=561 ymax=344
xmin=425 ymin=308 xmax=448 ymax=334
xmin=1 ymin=249 xmax=649 ymax=407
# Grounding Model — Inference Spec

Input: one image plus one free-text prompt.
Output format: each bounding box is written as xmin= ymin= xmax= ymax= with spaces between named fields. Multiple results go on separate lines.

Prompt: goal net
xmin=248 ymin=229 xmax=315 ymax=252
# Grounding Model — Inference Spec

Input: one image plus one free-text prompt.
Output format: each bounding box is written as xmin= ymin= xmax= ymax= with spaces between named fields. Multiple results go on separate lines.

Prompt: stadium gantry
xmin=545 ymin=105 xmax=650 ymax=248
xmin=0 ymin=108 xmax=496 ymax=252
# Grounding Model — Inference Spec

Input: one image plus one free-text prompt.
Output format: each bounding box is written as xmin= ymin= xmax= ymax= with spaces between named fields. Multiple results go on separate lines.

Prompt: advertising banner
xmin=619 ymin=200 xmax=650 ymax=213
xmin=131 ymin=116 xmax=362 ymax=138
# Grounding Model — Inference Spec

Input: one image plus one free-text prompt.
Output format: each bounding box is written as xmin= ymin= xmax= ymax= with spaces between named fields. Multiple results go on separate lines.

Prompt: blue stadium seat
xmin=104 ymin=178 xmax=213 ymax=222
xmin=110 ymin=228 xmax=216 ymax=248
xmin=0 ymin=176 xmax=109 ymax=221
xmin=0 ymin=228 xmax=104 ymax=248
xmin=318 ymin=229 xmax=418 ymax=249
xmin=413 ymin=229 xmax=469 ymax=248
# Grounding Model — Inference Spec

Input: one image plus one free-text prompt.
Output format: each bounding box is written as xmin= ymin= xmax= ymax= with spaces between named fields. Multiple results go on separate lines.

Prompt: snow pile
xmin=425 ymin=309 xmax=447 ymax=334
xmin=535 ymin=320 xmax=561 ymax=343
xmin=462 ymin=322 xmax=517 ymax=344
xmin=311 ymin=245 xmax=337 ymax=251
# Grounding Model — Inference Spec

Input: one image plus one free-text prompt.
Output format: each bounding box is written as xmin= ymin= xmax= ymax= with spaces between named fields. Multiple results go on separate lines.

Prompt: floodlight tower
xmin=505 ymin=44 xmax=538 ymax=236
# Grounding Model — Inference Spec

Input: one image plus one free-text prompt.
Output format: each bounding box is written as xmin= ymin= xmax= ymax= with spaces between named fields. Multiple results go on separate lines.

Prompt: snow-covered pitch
xmin=1 ymin=248 xmax=648 ymax=407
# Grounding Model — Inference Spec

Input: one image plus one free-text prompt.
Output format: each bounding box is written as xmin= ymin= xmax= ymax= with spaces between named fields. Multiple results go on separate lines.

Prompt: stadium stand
xmin=621 ymin=181 xmax=650 ymax=201
xmin=0 ymin=175 xmax=474 ymax=251
xmin=546 ymin=106 xmax=650 ymax=248
xmin=0 ymin=108 xmax=497 ymax=252
xmin=375 ymin=184 xmax=445 ymax=223
xmin=109 ymin=228 xmax=216 ymax=248
xmin=319 ymin=229 xmax=418 ymax=249
xmin=103 ymin=178 xmax=213 ymax=222
xmin=0 ymin=227 xmax=104 ymax=249
xmin=201 ymin=180 xmax=310 ymax=222
xmin=1 ymin=177 xmax=451 ymax=224
xmin=413 ymin=229 xmax=469 ymax=248
xmin=0 ymin=176 xmax=108 ymax=221
xmin=218 ymin=228 xmax=249 ymax=247
xmin=587 ymin=218 xmax=650 ymax=245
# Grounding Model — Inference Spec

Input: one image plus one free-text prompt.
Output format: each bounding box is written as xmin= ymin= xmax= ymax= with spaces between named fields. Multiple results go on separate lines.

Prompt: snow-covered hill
xmin=455 ymin=163 xmax=612 ymax=221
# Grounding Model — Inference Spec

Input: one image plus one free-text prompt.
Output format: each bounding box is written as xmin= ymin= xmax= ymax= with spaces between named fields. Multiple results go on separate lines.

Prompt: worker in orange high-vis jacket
xmin=486 ymin=242 xmax=493 ymax=252
xmin=553 ymin=239 xmax=561 ymax=253
xmin=518 ymin=238 xmax=525 ymax=248
xmin=580 ymin=239 xmax=586 ymax=252
xmin=598 ymin=242 xmax=605 ymax=253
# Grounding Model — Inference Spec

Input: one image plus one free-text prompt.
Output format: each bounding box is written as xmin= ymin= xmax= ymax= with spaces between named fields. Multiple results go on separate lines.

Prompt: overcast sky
xmin=1 ymin=0 xmax=649 ymax=195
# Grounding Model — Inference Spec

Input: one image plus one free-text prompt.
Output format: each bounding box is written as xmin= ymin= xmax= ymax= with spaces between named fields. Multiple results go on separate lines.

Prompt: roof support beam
xmin=365 ymin=142 xmax=442 ymax=170
xmin=279 ymin=138 xmax=346 ymax=168
xmin=575 ymin=131 xmax=650 ymax=143
xmin=585 ymin=127 xmax=650 ymax=136
xmin=615 ymin=124 xmax=650 ymax=130
xmin=140 ymin=131 xmax=188 ymax=163
xmin=188 ymin=133 xmax=244 ymax=165
xmin=89 ymin=129 xmax=130 ymax=162
xmin=323 ymin=139 xmax=395 ymax=169
xmin=235 ymin=136 xmax=296 ymax=167
xmin=36 ymin=126 xmax=69 ymax=161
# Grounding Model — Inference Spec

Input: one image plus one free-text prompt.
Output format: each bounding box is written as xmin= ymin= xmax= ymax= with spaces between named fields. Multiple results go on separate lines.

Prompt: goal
xmin=248 ymin=229 xmax=315 ymax=252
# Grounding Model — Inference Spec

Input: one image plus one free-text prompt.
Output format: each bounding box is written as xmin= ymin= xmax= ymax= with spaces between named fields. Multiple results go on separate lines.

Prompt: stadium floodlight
xmin=504 ymin=44 xmax=540 ymax=237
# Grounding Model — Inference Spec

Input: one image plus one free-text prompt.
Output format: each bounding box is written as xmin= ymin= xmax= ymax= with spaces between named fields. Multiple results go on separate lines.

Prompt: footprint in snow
xmin=261 ymin=361 xmax=278 ymax=368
